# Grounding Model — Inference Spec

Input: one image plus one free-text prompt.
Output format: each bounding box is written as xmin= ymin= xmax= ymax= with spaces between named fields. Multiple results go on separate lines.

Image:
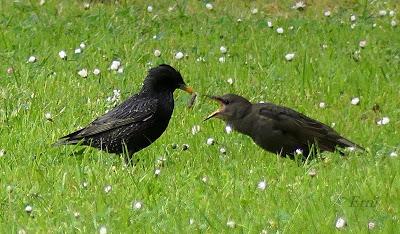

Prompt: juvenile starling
xmin=55 ymin=64 xmax=193 ymax=159
xmin=205 ymin=94 xmax=364 ymax=159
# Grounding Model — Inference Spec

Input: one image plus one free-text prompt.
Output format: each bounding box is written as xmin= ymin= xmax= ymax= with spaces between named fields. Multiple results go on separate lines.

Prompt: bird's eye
xmin=223 ymin=99 xmax=230 ymax=105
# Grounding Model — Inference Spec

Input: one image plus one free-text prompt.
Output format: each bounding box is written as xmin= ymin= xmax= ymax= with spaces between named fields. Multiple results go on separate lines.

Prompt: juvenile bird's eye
xmin=223 ymin=99 xmax=230 ymax=105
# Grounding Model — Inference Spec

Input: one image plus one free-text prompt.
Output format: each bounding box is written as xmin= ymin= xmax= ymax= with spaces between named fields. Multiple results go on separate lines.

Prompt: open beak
xmin=179 ymin=84 xmax=194 ymax=94
xmin=204 ymin=95 xmax=225 ymax=121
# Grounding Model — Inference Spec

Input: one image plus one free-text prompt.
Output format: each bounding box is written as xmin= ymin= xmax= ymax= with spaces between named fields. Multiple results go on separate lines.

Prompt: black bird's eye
xmin=223 ymin=99 xmax=230 ymax=105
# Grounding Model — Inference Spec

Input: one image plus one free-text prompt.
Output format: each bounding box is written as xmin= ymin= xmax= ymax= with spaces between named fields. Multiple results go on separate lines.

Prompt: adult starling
xmin=205 ymin=94 xmax=364 ymax=159
xmin=55 ymin=64 xmax=193 ymax=159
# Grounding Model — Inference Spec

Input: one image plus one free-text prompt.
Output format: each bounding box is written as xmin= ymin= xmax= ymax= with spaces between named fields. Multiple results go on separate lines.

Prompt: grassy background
xmin=1 ymin=0 xmax=399 ymax=233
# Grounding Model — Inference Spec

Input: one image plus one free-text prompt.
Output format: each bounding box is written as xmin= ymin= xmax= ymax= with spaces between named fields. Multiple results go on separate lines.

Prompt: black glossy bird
xmin=205 ymin=94 xmax=364 ymax=159
xmin=55 ymin=64 xmax=193 ymax=160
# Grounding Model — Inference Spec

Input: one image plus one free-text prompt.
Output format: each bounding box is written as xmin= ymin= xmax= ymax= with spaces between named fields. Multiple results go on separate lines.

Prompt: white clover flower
xmin=205 ymin=3 xmax=213 ymax=10
xmin=251 ymin=8 xmax=258 ymax=14
xmin=6 ymin=185 xmax=12 ymax=192
xmin=45 ymin=112 xmax=52 ymax=120
xmin=196 ymin=57 xmax=205 ymax=62
xmin=227 ymin=78 xmax=234 ymax=85
xmin=132 ymin=201 xmax=143 ymax=210
xmin=110 ymin=60 xmax=121 ymax=70
xmin=18 ymin=229 xmax=27 ymax=234
xmin=175 ymin=52 xmax=184 ymax=60
xmin=372 ymin=23 xmax=377 ymax=28
xmin=331 ymin=122 xmax=336 ymax=128
xmin=104 ymin=185 xmax=112 ymax=193
xmin=7 ymin=67 xmax=13 ymax=74
xmin=201 ymin=176 xmax=208 ymax=183
xmin=117 ymin=67 xmax=124 ymax=74
xmin=225 ymin=125 xmax=233 ymax=134
xmin=295 ymin=149 xmax=303 ymax=155
xmin=285 ymin=53 xmax=295 ymax=61
xmin=99 ymin=226 xmax=107 ymax=234
xmin=156 ymin=156 xmax=167 ymax=166
xmin=189 ymin=218 xmax=195 ymax=225
xmin=74 ymin=48 xmax=82 ymax=54
xmin=220 ymin=46 xmax=227 ymax=54
xmin=168 ymin=6 xmax=174 ymax=12
xmin=368 ymin=221 xmax=375 ymax=230
xmin=267 ymin=21 xmax=273 ymax=28
xmin=0 ymin=149 xmax=5 ymax=157
xmin=389 ymin=152 xmax=398 ymax=157
xmin=58 ymin=50 xmax=67 ymax=59
xmin=377 ymin=117 xmax=390 ymax=125
xmin=83 ymin=2 xmax=90 ymax=9
xmin=292 ymin=1 xmax=306 ymax=10
xmin=154 ymin=49 xmax=161 ymax=57
xmin=335 ymin=217 xmax=346 ymax=229
xmin=351 ymin=97 xmax=360 ymax=105
xmin=220 ymin=147 xmax=226 ymax=154
xmin=359 ymin=40 xmax=367 ymax=48
xmin=93 ymin=68 xmax=101 ymax=75
xmin=319 ymin=102 xmax=326 ymax=108
xmin=154 ymin=168 xmax=161 ymax=176
xmin=147 ymin=5 xmax=153 ymax=13
xmin=27 ymin=56 xmax=37 ymax=63
xmin=308 ymin=168 xmax=317 ymax=177
xmin=74 ymin=211 xmax=80 ymax=218
xmin=276 ymin=27 xmax=284 ymax=34
xmin=322 ymin=44 xmax=328 ymax=49
xmin=226 ymin=220 xmax=236 ymax=228
xmin=82 ymin=181 xmax=89 ymax=188
xmin=218 ymin=57 xmax=225 ymax=63
xmin=257 ymin=180 xmax=267 ymax=190
xmin=78 ymin=69 xmax=88 ymax=78
xmin=289 ymin=26 xmax=294 ymax=30
xmin=39 ymin=0 xmax=45 ymax=6
xmin=324 ymin=10 xmax=331 ymax=17
xmin=378 ymin=10 xmax=387 ymax=16
xmin=350 ymin=15 xmax=356 ymax=22
xmin=389 ymin=10 xmax=395 ymax=17
xmin=237 ymin=18 xmax=242 ymax=23
xmin=80 ymin=42 xmax=86 ymax=49
xmin=351 ymin=23 xmax=356 ymax=29
xmin=191 ymin=125 xmax=200 ymax=135
xmin=391 ymin=20 xmax=397 ymax=27
xmin=206 ymin=138 xmax=215 ymax=145
xmin=25 ymin=205 xmax=33 ymax=213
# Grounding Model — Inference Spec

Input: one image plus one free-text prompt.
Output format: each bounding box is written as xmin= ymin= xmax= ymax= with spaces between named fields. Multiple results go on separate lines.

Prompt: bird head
xmin=205 ymin=94 xmax=252 ymax=121
xmin=142 ymin=64 xmax=193 ymax=94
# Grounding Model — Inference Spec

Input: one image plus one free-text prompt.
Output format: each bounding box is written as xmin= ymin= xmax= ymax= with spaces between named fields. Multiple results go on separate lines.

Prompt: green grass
xmin=1 ymin=0 xmax=399 ymax=233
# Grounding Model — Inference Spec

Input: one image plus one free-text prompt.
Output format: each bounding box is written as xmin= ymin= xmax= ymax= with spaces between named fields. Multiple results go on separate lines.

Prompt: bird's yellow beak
xmin=204 ymin=96 xmax=225 ymax=121
xmin=179 ymin=84 xmax=194 ymax=94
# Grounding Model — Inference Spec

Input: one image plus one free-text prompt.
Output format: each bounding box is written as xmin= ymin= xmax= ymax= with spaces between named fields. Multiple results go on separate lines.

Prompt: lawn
xmin=0 ymin=0 xmax=399 ymax=233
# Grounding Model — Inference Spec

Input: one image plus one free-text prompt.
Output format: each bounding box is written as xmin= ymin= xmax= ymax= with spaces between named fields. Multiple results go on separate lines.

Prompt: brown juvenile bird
xmin=205 ymin=94 xmax=364 ymax=159
xmin=55 ymin=64 xmax=193 ymax=160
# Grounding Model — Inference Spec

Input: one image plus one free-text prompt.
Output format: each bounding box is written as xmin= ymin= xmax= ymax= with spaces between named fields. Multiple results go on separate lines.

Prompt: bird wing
xmin=257 ymin=103 xmax=363 ymax=151
xmin=60 ymin=96 xmax=158 ymax=140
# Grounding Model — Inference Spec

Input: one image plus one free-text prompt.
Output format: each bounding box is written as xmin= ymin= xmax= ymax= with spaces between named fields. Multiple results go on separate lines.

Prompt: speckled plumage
xmin=206 ymin=94 xmax=364 ymax=159
xmin=55 ymin=64 xmax=193 ymax=158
